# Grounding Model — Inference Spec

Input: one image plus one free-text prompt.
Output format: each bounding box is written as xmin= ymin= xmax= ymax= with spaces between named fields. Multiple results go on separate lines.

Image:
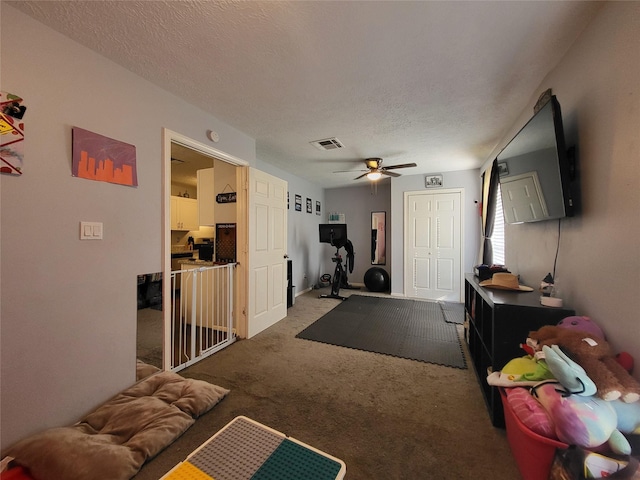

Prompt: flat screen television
xmin=319 ymin=223 xmax=347 ymax=247
xmin=497 ymin=95 xmax=574 ymax=224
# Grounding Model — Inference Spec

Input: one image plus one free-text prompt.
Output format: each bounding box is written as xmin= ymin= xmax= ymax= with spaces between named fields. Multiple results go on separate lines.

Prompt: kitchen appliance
xmin=199 ymin=244 xmax=214 ymax=261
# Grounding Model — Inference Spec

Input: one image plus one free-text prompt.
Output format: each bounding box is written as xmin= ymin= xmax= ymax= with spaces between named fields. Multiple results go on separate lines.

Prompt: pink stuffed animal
xmin=533 ymin=382 xmax=630 ymax=455
xmin=557 ymin=315 xmax=605 ymax=340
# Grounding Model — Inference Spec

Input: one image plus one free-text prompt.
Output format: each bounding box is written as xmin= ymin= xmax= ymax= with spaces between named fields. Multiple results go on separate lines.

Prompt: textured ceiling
xmin=8 ymin=1 xmax=603 ymax=188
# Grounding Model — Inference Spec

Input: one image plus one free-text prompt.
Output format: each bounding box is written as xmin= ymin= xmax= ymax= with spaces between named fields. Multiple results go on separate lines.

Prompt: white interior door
xmin=247 ymin=168 xmax=288 ymax=338
xmin=404 ymin=190 xmax=462 ymax=302
xmin=500 ymin=171 xmax=548 ymax=223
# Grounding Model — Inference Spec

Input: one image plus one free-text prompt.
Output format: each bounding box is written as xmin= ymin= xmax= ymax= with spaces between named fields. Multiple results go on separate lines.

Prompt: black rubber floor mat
xmin=439 ymin=301 xmax=465 ymax=325
xmin=296 ymin=295 xmax=466 ymax=369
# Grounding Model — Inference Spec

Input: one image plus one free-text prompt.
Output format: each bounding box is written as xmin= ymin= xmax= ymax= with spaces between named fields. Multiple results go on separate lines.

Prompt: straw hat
xmin=479 ymin=272 xmax=533 ymax=292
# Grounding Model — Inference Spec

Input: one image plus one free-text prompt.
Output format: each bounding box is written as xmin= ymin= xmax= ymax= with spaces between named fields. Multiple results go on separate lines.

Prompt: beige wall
xmin=2 ymin=0 xmax=638 ymax=454
xmin=324 ymin=183 xmax=392 ymax=286
xmin=485 ymin=2 xmax=640 ymax=379
xmin=0 ymin=5 xmax=256 ymax=450
xmin=389 ymin=169 xmax=482 ymax=297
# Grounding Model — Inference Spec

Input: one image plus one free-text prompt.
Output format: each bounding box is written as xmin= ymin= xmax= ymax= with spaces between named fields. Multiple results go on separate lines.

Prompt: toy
xmin=505 ymin=387 xmax=556 ymax=438
xmin=557 ymin=315 xmax=605 ymax=340
xmin=519 ymin=342 xmax=535 ymax=357
xmin=616 ymin=351 xmax=634 ymax=373
xmin=533 ymin=382 xmax=631 ymax=455
xmin=529 ymin=325 xmax=640 ymax=403
xmin=542 ymin=345 xmax=596 ymax=396
xmin=609 ymin=400 xmax=640 ymax=434
xmin=486 ymin=355 xmax=554 ymax=387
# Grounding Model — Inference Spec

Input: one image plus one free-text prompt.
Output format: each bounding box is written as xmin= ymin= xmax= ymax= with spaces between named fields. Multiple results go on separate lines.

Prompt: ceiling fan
xmin=335 ymin=158 xmax=417 ymax=181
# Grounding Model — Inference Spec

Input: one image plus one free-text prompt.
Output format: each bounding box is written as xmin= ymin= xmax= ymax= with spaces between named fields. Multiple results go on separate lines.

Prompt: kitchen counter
xmin=171 ymin=251 xmax=194 ymax=272
xmin=179 ymin=259 xmax=237 ymax=269
xmin=172 ymin=252 xmax=194 ymax=259
xmin=179 ymin=259 xmax=215 ymax=268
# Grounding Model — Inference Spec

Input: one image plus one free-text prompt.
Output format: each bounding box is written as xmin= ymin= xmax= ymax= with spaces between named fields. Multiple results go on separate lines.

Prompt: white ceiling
xmin=9 ymin=1 xmax=603 ymax=188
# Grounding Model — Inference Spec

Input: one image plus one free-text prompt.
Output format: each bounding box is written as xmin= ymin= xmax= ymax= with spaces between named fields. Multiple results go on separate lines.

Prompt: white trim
xmin=167 ymin=129 xmax=249 ymax=167
xmin=162 ymin=128 xmax=249 ymax=371
xmin=296 ymin=286 xmax=313 ymax=297
xmin=402 ymin=188 xmax=465 ymax=302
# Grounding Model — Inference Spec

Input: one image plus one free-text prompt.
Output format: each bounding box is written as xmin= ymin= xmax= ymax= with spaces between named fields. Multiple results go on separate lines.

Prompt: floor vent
xmin=310 ymin=137 xmax=344 ymax=151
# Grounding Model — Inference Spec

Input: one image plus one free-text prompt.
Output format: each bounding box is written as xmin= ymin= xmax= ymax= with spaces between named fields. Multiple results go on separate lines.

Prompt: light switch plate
xmin=80 ymin=221 xmax=103 ymax=240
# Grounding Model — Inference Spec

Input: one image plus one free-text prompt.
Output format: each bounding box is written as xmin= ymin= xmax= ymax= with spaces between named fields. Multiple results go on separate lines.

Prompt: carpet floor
xmin=133 ymin=288 xmax=520 ymax=480
xmin=296 ymin=295 xmax=466 ymax=369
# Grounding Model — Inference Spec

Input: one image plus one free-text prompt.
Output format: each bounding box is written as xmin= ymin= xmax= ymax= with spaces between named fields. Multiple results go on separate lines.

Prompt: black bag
xmin=549 ymin=445 xmax=639 ymax=480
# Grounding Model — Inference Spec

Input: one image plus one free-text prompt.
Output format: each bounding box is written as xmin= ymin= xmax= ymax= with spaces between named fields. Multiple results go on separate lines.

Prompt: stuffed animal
xmin=557 ymin=316 xmax=635 ymax=374
xmin=557 ymin=315 xmax=605 ymax=340
xmin=610 ymin=400 xmax=640 ymax=435
xmin=542 ymin=345 xmax=596 ymax=397
xmin=617 ymin=351 xmax=635 ymax=373
xmin=486 ymin=355 xmax=554 ymax=387
xmin=529 ymin=325 xmax=640 ymax=403
xmin=533 ymin=382 xmax=631 ymax=455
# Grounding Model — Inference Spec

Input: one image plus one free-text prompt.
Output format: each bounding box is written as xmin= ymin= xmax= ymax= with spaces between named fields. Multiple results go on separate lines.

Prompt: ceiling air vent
xmin=310 ymin=137 xmax=344 ymax=151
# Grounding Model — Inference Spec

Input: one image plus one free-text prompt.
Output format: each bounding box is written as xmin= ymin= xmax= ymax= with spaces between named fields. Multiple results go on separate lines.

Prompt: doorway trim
xmin=402 ymin=188 xmax=465 ymax=302
xmin=162 ymin=128 xmax=249 ymax=371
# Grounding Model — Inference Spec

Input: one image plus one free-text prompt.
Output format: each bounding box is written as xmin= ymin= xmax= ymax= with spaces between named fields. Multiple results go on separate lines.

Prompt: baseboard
xmin=296 ymin=287 xmax=312 ymax=296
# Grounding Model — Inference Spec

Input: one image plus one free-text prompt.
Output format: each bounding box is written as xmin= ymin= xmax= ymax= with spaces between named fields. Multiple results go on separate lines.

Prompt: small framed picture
xmin=497 ymin=162 xmax=509 ymax=176
xmin=316 ymin=201 xmax=321 ymax=215
xmin=306 ymin=197 xmax=312 ymax=214
xmin=295 ymin=194 xmax=302 ymax=211
xmin=425 ymin=174 xmax=443 ymax=188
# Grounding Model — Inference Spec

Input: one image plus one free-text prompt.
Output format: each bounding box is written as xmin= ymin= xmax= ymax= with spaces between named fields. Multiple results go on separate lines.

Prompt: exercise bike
xmin=318 ymin=224 xmax=359 ymax=301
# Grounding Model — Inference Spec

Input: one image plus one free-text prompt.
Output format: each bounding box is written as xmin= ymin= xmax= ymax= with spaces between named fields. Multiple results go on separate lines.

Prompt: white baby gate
xmin=170 ymin=264 xmax=237 ymax=372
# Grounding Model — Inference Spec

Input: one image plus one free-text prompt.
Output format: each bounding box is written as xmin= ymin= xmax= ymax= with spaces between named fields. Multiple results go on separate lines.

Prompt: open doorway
xmin=159 ymin=129 xmax=249 ymax=372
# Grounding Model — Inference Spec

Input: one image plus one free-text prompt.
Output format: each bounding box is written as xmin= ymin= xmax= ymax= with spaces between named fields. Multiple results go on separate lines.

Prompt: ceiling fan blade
xmin=382 ymin=170 xmax=401 ymax=177
xmin=382 ymin=162 xmax=418 ymax=170
xmin=354 ymin=172 xmax=370 ymax=180
xmin=333 ymin=169 xmax=368 ymax=173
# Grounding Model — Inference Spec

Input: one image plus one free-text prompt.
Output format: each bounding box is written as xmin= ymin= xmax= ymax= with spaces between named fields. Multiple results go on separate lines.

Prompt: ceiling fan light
xmin=366 ymin=171 xmax=382 ymax=181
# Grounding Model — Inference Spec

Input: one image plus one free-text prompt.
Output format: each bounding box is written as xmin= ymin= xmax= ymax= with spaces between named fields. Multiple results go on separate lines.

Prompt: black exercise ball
xmin=364 ymin=267 xmax=390 ymax=292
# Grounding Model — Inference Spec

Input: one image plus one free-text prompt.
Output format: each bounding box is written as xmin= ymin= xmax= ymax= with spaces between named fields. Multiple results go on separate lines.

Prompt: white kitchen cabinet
xmin=171 ymin=196 xmax=199 ymax=231
xmin=197 ymin=168 xmax=215 ymax=226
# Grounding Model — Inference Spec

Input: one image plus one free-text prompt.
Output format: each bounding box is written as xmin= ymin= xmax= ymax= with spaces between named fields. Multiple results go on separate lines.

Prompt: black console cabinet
xmin=464 ymin=273 xmax=574 ymax=427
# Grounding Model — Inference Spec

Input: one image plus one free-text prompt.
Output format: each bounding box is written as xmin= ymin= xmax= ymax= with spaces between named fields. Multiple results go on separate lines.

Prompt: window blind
xmin=491 ymin=184 xmax=505 ymax=265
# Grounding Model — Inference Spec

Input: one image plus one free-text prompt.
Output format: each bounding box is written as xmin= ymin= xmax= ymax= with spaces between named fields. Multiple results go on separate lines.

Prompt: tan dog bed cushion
xmin=7 ymin=371 xmax=229 ymax=480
